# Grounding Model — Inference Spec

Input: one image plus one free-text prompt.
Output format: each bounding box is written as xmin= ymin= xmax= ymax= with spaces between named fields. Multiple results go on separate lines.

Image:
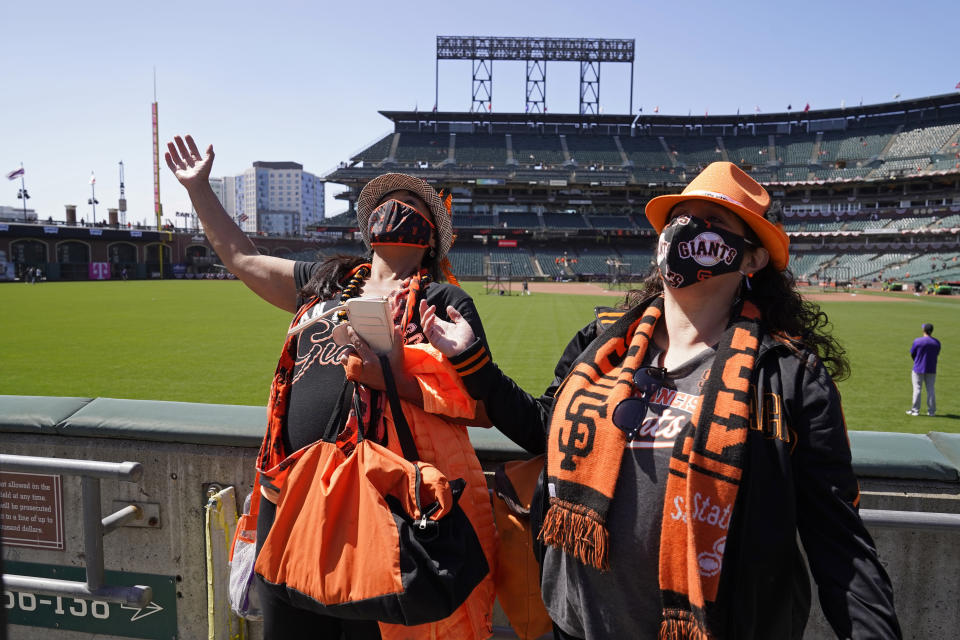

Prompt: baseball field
xmin=1 ymin=279 xmax=956 ymax=434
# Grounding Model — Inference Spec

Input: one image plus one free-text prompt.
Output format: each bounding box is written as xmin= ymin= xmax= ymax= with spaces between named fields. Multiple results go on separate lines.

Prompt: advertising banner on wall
xmin=88 ymin=263 xmax=111 ymax=280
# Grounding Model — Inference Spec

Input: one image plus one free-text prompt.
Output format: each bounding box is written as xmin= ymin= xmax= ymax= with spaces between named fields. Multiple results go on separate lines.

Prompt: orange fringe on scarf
xmin=539 ymin=500 xmax=610 ymax=571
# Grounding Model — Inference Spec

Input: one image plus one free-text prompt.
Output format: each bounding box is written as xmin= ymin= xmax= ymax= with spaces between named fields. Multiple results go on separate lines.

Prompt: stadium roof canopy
xmin=380 ymin=92 xmax=960 ymax=129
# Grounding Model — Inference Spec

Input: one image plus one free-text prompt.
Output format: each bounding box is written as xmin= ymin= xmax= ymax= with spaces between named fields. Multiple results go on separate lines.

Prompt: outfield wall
xmin=1 ymin=396 xmax=958 ymax=639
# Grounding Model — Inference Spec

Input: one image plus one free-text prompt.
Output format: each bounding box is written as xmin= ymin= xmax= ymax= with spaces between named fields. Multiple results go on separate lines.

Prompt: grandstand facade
xmin=319 ymin=93 xmax=960 ymax=286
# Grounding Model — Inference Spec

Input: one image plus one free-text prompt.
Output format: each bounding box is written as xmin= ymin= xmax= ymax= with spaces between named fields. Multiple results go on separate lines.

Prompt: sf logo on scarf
xmin=368 ymin=199 xmax=435 ymax=248
xmin=657 ymin=215 xmax=746 ymax=288
xmin=557 ymin=388 xmax=603 ymax=470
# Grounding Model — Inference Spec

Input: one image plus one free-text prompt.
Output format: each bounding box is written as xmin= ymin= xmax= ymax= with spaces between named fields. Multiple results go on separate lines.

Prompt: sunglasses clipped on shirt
xmin=611 ymin=366 xmax=667 ymax=441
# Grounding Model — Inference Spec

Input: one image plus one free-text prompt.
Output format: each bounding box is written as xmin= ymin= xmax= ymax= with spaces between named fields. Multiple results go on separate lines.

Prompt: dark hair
xmin=299 ymin=254 xmax=367 ymax=300
xmin=624 ymin=263 xmax=851 ymax=382
xmin=298 ymin=249 xmax=444 ymax=301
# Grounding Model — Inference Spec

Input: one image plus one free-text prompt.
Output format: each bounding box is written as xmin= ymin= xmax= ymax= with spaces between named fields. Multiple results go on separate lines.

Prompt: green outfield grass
xmin=1 ymin=280 xmax=956 ymax=433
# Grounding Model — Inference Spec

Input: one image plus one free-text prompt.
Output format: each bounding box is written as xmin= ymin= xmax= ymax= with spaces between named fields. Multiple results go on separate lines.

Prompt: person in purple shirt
xmin=907 ymin=323 xmax=941 ymax=416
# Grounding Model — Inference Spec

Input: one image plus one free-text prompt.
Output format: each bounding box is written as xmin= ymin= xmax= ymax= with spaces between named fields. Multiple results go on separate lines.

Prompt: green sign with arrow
xmin=3 ymin=561 xmax=178 ymax=639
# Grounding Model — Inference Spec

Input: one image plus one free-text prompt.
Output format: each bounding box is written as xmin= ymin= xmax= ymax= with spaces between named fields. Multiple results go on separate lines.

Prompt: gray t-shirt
xmin=542 ymin=344 xmax=716 ymax=639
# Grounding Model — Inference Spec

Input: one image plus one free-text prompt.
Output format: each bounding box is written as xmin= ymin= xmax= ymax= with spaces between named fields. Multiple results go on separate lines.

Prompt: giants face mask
xmin=656 ymin=214 xmax=746 ymax=288
xmin=367 ymin=199 xmax=435 ymax=248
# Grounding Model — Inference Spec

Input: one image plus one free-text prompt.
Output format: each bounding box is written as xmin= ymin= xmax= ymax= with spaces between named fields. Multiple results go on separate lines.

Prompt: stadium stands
xmin=872 ymin=158 xmax=931 ymax=179
xmin=775 ymin=137 xmax=816 ymax=166
xmin=533 ymin=248 xmax=572 ymax=278
xmin=723 ymin=137 xmax=770 ymax=167
xmin=340 ymin=126 xmax=960 ymax=188
xmin=565 ymin=135 xmax=625 ymax=168
xmin=351 ymin=133 xmax=393 ymax=164
xmin=572 ymin=251 xmax=621 ymax=276
xmin=321 ymin=210 xmax=358 ymax=226
xmin=778 ymin=167 xmax=811 ymax=181
xmin=928 ymin=154 xmax=960 ymax=172
xmin=805 ymin=221 xmax=845 ymax=232
xmin=886 ymin=216 xmax=937 ymax=231
xmin=295 ymin=98 xmax=960 ymax=294
xmin=615 ymin=250 xmax=655 ymax=277
xmin=620 ymin=137 xmax=671 ymax=169
xmin=454 ymin=133 xmax=507 ymax=167
xmin=896 ymin=252 xmax=956 ymax=281
xmin=542 ymin=212 xmax=589 ymax=229
xmin=588 ymin=214 xmax=637 ymax=230
xmin=668 ymin=137 xmax=724 ymax=168
xmin=935 ymin=213 xmax=960 ymax=228
xmin=488 ymin=248 xmax=536 ymax=277
xmin=820 ymin=127 xmax=891 ymax=163
xmin=830 ymin=253 xmax=878 ymax=280
xmin=393 ymin=132 xmax=450 ymax=166
xmin=789 ymin=253 xmax=834 ymax=279
xmin=809 ymin=167 xmax=873 ymax=181
xmin=500 ymin=212 xmax=541 ymax=229
xmin=447 ymin=245 xmax=487 ymax=277
xmin=511 ymin=133 xmax=567 ymax=166
xmin=883 ymin=124 xmax=959 ymax=159
xmin=453 ymin=214 xmax=497 ymax=228
xmin=862 ymin=252 xmax=915 ymax=279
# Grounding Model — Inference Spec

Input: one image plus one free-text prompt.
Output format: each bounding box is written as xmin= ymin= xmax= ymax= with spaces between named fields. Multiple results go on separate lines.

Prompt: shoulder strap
xmin=326 ymin=378 xmax=355 ymax=443
xmin=378 ymin=355 xmax=419 ymax=461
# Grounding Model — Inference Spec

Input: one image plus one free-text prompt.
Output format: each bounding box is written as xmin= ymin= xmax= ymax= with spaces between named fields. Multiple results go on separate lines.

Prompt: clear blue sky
xmin=3 ymin=0 xmax=958 ymax=225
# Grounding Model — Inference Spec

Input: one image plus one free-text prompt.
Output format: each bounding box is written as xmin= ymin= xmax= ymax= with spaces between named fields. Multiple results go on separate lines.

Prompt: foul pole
xmin=152 ymin=69 xmax=164 ymax=277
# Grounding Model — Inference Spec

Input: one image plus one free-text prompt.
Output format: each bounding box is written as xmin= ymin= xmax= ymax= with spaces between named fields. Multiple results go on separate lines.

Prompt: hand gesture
xmin=419 ymin=300 xmax=476 ymax=357
xmin=332 ymin=320 xmax=405 ymax=391
xmin=164 ymin=135 xmax=214 ymax=191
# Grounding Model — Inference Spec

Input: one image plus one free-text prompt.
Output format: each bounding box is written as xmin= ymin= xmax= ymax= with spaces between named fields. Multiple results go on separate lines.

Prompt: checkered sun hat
xmin=356 ymin=173 xmax=453 ymax=258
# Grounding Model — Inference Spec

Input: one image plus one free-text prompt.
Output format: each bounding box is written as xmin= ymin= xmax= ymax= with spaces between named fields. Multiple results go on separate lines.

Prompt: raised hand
xmin=164 ymin=135 xmax=214 ymax=191
xmin=419 ymin=299 xmax=476 ymax=357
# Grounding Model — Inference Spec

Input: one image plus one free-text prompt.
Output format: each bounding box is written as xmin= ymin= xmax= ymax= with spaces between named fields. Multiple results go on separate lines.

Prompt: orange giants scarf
xmin=541 ymin=296 xmax=762 ymax=639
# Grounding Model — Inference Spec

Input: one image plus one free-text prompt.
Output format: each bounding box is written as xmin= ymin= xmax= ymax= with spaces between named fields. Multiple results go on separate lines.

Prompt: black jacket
xmin=451 ymin=307 xmax=901 ymax=639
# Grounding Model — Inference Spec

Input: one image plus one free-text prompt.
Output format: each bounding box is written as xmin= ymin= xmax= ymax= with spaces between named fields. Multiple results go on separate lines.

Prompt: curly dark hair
xmin=624 ymin=264 xmax=850 ymax=381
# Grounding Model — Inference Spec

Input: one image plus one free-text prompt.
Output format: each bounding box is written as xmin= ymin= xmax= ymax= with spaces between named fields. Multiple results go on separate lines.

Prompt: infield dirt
xmin=525 ymin=281 xmax=914 ymax=303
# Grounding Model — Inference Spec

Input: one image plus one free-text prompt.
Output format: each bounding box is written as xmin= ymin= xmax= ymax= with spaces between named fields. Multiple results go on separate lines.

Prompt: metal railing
xmin=861 ymin=508 xmax=960 ymax=532
xmin=0 ymin=454 xmax=152 ymax=606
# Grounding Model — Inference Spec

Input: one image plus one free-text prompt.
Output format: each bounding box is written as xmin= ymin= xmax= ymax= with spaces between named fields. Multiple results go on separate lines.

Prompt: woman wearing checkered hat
xmin=423 ymin=162 xmax=901 ymax=639
xmin=167 ymin=136 xmax=496 ymax=640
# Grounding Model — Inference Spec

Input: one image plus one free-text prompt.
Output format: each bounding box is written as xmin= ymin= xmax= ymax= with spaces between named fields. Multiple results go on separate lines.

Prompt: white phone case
xmin=345 ymin=297 xmax=395 ymax=355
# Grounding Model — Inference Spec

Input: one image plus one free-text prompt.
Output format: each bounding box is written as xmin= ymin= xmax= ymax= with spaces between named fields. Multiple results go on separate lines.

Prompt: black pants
xmin=552 ymin=623 xmax=584 ymax=640
xmin=256 ymin=498 xmax=382 ymax=640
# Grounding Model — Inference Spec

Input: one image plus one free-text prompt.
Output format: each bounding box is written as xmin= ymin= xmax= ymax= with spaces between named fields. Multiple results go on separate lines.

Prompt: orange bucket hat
xmin=645 ymin=162 xmax=789 ymax=270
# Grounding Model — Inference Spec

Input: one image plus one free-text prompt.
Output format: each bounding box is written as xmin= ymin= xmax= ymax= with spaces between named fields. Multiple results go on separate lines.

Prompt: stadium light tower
xmin=15 ymin=178 xmax=30 ymax=224
xmin=118 ymin=160 xmax=127 ymax=226
xmin=88 ymin=172 xmax=99 ymax=225
xmin=436 ymin=36 xmax=635 ymax=115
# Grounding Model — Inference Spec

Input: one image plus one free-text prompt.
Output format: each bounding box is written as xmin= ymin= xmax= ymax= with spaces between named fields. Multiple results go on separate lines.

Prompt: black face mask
xmin=656 ymin=214 xmax=746 ymax=289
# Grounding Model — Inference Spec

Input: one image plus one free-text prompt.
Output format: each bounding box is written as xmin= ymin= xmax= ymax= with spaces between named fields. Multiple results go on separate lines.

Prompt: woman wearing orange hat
xmin=422 ymin=162 xmax=901 ymax=639
xmin=166 ymin=135 xmax=496 ymax=640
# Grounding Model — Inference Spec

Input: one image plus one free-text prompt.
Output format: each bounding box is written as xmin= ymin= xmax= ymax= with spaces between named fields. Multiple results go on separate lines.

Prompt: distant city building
xmin=208 ymin=177 xmax=225 ymax=205
xmin=0 ymin=205 xmax=37 ymax=222
xmin=212 ymin=162 xmax=324 ymax=236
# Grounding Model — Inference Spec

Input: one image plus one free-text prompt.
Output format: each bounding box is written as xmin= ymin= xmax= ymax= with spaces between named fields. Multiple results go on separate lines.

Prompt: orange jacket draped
xmin=258 ymin=331 xmax=497 ymax=640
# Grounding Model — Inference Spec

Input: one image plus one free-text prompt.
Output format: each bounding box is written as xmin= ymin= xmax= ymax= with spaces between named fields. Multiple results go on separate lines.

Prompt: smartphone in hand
xmin=345 ymin=297 xmax=395 ymax=355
